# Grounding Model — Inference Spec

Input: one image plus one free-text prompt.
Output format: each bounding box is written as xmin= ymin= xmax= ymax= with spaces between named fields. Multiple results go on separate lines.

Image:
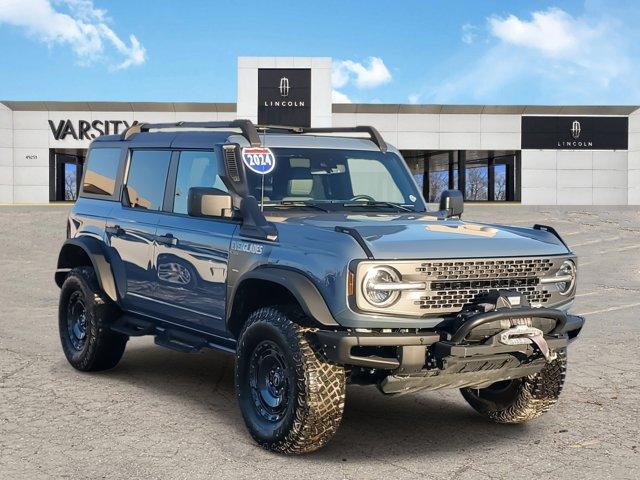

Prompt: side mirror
xmin=188 ymin=187 xmax=232 ymax=218
xmin=439 ymin=189 xmax=464 ymax=218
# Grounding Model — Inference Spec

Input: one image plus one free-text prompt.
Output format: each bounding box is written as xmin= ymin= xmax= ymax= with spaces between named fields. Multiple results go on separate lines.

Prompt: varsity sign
xmin=521 ymin=116 xmax=628 ymax=150
xmin=49 ymin=119 xmax=137 ymax=140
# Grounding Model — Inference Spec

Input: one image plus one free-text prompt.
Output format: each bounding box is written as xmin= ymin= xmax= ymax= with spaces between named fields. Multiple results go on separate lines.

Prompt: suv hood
xmin=268 ymin=212 xmax=570 ymax=259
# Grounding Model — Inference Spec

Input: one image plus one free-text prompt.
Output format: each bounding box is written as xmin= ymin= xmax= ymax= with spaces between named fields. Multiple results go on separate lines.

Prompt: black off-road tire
xmin=460 ymin=352 xmax=567 ymax=423
xmin=235 ymin=307 xmax=346 ymax=454
xmin=58 ymin=266 xmax=128 ymax=371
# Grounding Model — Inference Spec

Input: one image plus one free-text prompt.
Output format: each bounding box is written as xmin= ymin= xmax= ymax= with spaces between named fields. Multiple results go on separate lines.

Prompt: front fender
xmin=228 ymin=266 xmax=338 ymax=327
xmin=55 ymin=237 xmax=119 ymax=303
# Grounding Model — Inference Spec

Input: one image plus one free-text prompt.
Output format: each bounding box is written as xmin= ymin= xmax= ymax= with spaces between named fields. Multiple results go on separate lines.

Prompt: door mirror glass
xmin=188 ymin=187 xmax=232 ymax=218
xmin=439 ymin=189 xmax=464 ymax=218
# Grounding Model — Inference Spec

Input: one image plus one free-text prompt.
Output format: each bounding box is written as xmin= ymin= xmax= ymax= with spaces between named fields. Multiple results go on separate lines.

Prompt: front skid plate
xmin=379 ymin=355 xmax=547 ymax=395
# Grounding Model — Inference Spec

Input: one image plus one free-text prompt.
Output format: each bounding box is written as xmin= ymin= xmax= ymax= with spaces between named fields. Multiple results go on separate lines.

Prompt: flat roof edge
xmin=0 ymin=101 xmax=238 ymax=112
xmin=1 ymin=101 xmax=637 ymax=116
xmin=332 ymin=104 xmax=640 ymax=115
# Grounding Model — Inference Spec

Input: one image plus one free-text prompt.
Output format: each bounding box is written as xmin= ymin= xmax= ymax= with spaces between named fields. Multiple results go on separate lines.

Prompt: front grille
xmin=416 ymin=258 xmax=553 ymax=280
xmin=355 ymin=256 xmax=570 ymax=317
xmin=414 ymin=258 xmax=555 ymax=312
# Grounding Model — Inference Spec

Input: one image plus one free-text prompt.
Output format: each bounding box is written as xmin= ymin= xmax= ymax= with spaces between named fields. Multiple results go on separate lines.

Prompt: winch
xmin=452 ymin=289 xmax=557 ymax=361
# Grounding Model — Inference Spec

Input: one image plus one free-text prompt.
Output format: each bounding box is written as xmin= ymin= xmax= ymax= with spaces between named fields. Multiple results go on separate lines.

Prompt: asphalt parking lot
xmin=0 ymin=205 xmax=639 ymax=480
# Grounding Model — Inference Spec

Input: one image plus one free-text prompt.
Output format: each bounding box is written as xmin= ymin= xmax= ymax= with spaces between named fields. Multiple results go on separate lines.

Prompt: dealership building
xmin=0 ymin=56 xmax=639 ymax=205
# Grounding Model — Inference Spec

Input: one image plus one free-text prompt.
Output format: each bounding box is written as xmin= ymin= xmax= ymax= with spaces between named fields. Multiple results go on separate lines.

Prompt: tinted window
xmin=125 ymin=150 xmax=171 ymax=211
xmin=173 ymin=151 xmax=227 ymax=214
xmin=82 ymin=148 xmax=121 ymax=196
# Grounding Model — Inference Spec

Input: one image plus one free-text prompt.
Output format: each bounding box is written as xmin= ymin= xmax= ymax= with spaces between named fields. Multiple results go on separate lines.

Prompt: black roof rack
xmin=121 ymin=120 xmax=262 ymax=146
xmin=256 ymin=125 xmax=388 ymax=152
xmin=120 ymin=120 xmax=388 ymax=152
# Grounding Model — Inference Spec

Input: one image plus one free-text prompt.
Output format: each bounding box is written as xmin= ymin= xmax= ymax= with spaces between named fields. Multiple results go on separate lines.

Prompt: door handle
xmin=156 ymin=233 xmax=178 ymax=247
xmin=105 ymin=225 xmax=123 ymax=236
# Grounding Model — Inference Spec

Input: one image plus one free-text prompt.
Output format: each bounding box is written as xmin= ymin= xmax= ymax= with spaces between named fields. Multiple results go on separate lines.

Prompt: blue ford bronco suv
xmin=56 ymin=120 xmax=584 ymax=454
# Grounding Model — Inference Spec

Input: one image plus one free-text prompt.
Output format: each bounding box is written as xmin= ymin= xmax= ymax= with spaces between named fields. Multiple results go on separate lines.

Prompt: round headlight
xmin=556 ymin=260 xmax=576 ymax=295
xmin=362 ymin=266 xmax=401 ymax=307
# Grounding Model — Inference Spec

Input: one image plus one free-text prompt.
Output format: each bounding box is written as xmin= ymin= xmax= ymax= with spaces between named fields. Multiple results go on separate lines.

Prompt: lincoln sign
xmin=521 ymin=116 xmax=628 ymax=150
xmin=258 ymin=68 xmax=311 ymax=127
xmin=49 ymin=119 xmax=137 ymax=140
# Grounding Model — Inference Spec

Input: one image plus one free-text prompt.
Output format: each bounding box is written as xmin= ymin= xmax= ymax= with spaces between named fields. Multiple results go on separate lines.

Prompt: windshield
xmin=245 ymin=148 xmax=426 ymax=212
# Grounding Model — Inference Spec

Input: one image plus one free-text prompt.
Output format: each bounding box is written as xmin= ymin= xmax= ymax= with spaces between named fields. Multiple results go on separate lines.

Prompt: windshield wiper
xmin=271 ymin=200 xmax=331 ymax=212
xmin=342 ymin=201 xmax=415 ymax=212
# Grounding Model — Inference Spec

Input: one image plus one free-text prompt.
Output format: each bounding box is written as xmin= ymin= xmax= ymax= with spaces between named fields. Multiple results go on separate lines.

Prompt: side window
xmin=82 ymin=148 xmax=121 ymax=196
xmin=173 ymin=151 xmax=227 ymax=214
xmin=125 ymin=150 xmax=171 ymax=211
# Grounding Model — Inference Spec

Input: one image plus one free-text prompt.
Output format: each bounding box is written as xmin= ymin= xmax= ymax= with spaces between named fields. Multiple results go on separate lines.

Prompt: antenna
xmin=260 ymin=128 xmax=266 ymax=212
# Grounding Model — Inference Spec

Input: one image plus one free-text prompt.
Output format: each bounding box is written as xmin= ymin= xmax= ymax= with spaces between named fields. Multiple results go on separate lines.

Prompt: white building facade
xmin=1 ymin=56 xmax=638 ymax=205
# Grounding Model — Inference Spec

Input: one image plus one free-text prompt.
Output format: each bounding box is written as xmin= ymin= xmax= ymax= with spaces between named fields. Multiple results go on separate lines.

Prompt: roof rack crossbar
xmin=256 ymin=125 xmax=388 ymax=152
xmin=121 ymin=120 xmax=262 ymax=146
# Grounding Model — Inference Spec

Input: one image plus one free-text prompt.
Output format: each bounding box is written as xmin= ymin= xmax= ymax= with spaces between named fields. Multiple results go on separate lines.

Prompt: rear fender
xmin=55 ymin=237 xmax=120 ymax=303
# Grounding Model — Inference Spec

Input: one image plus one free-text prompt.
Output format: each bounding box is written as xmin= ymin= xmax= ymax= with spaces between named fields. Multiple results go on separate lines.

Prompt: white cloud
xmin=461 ymin=23 xmax=477 ymax=44
xmin=425 ymin=4 xmax=640 ymax=104
xmin=332 ymin=89 xmax=351 ymax=103
xmin=408 ymin=93 xmax=421 ymax=104
xmin=0 ymin=0 xmax=146 ymax=69
xmin=488 ymin=8 xmax=595 ymax=58
xmin=332 ymin=57 xmax=392 ymax=89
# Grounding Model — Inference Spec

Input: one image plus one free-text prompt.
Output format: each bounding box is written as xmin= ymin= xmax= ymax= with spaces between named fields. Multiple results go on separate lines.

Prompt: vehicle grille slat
xmin=414 ymin=257 xmax=555 ymax=312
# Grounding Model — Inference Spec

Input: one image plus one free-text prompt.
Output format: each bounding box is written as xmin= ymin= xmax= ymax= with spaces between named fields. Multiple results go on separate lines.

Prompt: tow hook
xmin=498 ymin=325 xmax=557 ymax=362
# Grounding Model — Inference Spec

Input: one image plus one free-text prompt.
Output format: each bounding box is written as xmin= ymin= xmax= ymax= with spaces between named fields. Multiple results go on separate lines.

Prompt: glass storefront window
xmin=64 ymin=163 xmax=77 ymax=201
xmin=494 ymin=163 xmax=507 ymax=201
xmin=464 ymin=158 xmax=489 ymax=201
xmin=403 ymin=152 xmax=425 ymax=194
xmin=427 ymin=151 xmax=451 ymax=202
xmin=400 ymin=149 xmax=520 ymax=203
xmin=51 ymin=150 xmax=85 ymax=202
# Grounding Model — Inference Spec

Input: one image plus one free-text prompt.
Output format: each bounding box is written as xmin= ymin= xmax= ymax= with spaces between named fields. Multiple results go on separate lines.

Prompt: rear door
xmin=149 ymin=149 xmax=237 ymax=333
xmin=106 ymin=149 xmax=172 ymax=315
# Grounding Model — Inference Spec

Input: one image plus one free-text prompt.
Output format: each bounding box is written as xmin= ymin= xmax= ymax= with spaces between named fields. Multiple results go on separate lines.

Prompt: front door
xmin=150 ymin=150 xmax=237 ymax=333
xmin=153 ymin=215 xmax=237 ymax=332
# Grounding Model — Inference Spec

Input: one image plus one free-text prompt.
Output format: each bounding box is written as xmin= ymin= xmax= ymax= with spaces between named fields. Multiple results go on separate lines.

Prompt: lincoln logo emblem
xmin=571 ymin=120 xmax=581 ymax=139
xmin=279 ymin=77 xmax=290 ymax=97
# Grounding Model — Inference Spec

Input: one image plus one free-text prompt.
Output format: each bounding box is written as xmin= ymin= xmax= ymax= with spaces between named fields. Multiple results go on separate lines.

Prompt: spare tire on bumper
xmin=460 ymin=350 xmax=567 ymax=423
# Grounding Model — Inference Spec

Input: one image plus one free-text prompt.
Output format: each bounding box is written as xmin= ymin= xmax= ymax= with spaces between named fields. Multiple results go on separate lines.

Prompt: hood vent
xmin=223 ymin=145 xmax=241 ymax=183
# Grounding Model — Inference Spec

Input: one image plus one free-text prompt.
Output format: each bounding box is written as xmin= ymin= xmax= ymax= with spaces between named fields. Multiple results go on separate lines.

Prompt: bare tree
xmin=429 ymin=171 xmax=448 ymax=202
xmin=465 ymin=167 xmax=488 ymax=200
xmin=64 ymin=171 xmax=77 ymax=201
xmin=495 ymin=171 xmax=506 ymax=200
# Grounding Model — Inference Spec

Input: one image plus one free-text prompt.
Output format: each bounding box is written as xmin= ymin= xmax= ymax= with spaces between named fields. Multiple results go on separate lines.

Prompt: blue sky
xmin=1 ymin=0 xmax=639 ymax=105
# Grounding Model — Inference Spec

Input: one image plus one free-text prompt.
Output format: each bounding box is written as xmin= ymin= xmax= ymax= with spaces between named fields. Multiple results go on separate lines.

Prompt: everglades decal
xmin=230 ymin=240 xmax=264 ymax=255
xmin=242 ymin=147 xmax=276 ymax=175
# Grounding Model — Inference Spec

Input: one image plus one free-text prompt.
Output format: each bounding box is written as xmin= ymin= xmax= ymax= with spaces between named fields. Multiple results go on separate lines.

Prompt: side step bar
xmin=111 ymin=316 xmax=155 ymax=337
xmin=154 ymin=329 xmax=207 ymax=353
xmin=110 ymin=314 xmax=236 ymax=354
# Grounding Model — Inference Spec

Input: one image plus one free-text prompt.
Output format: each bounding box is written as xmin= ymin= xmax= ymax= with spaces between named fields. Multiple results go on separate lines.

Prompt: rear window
xmin=82 ymin=148 xmax=121 ymax=196
xmin=125 ymin=150 xmax=172 ymax=211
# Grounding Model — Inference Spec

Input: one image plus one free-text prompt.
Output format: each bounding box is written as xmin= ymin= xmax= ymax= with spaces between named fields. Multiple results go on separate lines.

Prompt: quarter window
xmin=173 ymin=151 xmax=227 ymax=214
xmin=82 ymin=148 xmax=121 ymax=196
xmin=125 ymin=150 xmax=171 ymax=211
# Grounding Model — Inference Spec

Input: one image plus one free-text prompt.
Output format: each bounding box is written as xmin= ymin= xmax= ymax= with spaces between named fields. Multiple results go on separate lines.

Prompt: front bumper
xmin=312 ymin=307 xmax=584 ymax=393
